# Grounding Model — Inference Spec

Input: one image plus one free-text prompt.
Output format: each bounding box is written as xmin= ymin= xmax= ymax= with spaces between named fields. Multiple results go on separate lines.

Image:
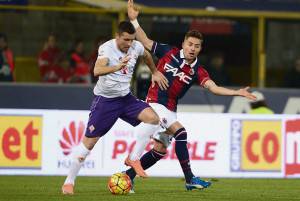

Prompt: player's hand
xmin=116 ymin=55 xmax=131 ymax=71
xmin=237 ymin=86 xmax=257 ymax=101
xmin=151 ymin=71 xmax=169 ymax=90
xmin=128 ymin=0 xmax=139 ymax=21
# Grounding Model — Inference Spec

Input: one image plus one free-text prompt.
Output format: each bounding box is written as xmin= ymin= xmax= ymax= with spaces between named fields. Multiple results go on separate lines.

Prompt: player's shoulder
xmin=171 ymin=47 xmax=180 ymax=54
xmin=131 ymin=40 xmax=144 ymax=50
xmin=196 ymin=64 xmax=210 ymax=75
xmin=162 ymin=46 xmax=180 ymax=57
xmin=99 ymin=39 xmax=114 ymax=50
xmin=197 ymin=64 xmax=206 ymax=69
xmin=98 ymin=39 xmax=116 ymax=58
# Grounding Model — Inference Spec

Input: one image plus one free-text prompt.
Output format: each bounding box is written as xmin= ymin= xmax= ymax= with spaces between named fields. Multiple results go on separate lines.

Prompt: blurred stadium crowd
xmin=0 ymin=32 xmax=107 ymax=84
xmin=1 ymin=0 xmax=300 ymax=90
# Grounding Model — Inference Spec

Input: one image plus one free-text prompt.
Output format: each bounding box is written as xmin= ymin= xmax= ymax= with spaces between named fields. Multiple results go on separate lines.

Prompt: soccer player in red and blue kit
xmin=125 ymin=0 xmax=257 ymax=192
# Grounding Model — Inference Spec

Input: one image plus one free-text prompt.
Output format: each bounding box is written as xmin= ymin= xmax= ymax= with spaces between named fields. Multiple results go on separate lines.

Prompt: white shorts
xmin=149 ymin=103 xmax=177 ymax=129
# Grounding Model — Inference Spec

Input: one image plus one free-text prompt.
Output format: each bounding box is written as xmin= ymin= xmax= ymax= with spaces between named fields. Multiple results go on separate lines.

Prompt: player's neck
xmin=185 ymin=58 xmax=195 ymax=65
xmin=115 ymin=39 xmax=128 ymax=54
xmin=116 ymin=45 xmax=128 ymax=54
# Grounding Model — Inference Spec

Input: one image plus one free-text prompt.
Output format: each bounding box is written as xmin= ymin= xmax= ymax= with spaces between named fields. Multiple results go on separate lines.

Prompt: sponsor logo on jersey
xmin=164 ymin=63 xmax=192 ymax=84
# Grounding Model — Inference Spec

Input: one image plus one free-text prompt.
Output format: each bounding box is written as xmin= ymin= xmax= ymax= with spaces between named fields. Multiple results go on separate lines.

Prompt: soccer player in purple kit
xmin=125 ymin=0 xmax=257 ymax=191
xmin=61 ymin=21 xmax=168 ymax=195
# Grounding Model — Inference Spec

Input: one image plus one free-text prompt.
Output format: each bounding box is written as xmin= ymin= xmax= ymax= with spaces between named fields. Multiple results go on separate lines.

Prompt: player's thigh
xmin=121 ymin=94 xmax=159 ymax=125
xmin=85 ymin=96 xmax=121 ymax=138
xmin=149 ymin=103 xmax=177 ymax=128
xmin=137 ymin=107 xmax=160 ymax=124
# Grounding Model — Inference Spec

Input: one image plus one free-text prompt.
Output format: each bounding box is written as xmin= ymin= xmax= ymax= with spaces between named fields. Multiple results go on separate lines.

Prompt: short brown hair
xmin=184 ymin=30 xmax=203 ymax=42
xmin=118 ymin=21 xmax=136 ymax=35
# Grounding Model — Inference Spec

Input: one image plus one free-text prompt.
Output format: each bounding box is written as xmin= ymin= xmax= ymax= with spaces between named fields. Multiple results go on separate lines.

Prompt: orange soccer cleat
xmin=61 ymin=183 xmax=74 ymax=195
xmin=125 ymin=156 xmax=148 ymax=178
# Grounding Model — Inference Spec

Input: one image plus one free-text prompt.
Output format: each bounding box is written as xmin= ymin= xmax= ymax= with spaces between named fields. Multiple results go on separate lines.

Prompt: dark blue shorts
xmin=85 ymin=93 xmax=150 ymax=138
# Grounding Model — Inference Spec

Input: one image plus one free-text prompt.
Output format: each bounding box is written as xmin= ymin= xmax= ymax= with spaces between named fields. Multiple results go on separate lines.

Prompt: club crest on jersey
xmin=89 ymin=125 xmax=95 ymax=133
xmin=164 ymin=63 xmax=192 ymax=84
xmin=189 ymin=69 xmax=195 ymax=75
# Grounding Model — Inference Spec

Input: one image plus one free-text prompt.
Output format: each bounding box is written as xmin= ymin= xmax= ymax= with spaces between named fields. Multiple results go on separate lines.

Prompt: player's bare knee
xmin=154 ymin=140 xmax=167 ymax=152
xmin=82 ymin=136 xmax=99 ymax=150
xmin=139 ymin=108 xmax=160 ymax=125
xmin=145 ymin=112 xmax=160 ymax=125
xmin=150 ymin=116 xmax=160 ymax=125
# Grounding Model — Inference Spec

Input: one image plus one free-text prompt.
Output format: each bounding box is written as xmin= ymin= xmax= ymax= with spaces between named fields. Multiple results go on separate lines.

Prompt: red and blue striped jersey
xmin=146 ymin=41 xmax=211 ymax=112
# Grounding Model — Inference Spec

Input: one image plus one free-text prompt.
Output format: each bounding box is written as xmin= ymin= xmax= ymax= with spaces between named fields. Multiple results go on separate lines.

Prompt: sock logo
xmin=89 ymin=125 xmax=95 ymax=133
xmin=59 ymin=121 xmax=85 ymax=155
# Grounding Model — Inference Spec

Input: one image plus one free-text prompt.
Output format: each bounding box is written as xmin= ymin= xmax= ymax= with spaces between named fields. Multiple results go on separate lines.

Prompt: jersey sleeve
xmin=197 ymin=67 xmax=211 ymax=87
xmin=151 ymin=41 xmax=173 ymax=59
xmin=97 ymin=44 xmax=111 ymax=60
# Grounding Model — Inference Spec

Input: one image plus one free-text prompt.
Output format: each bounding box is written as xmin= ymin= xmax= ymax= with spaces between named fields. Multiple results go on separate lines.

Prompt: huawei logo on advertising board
xmin=59 ymin=121 xmax=85 ymax=155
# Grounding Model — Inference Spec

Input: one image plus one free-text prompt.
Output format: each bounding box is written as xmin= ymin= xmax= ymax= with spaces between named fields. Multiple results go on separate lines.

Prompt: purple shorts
xmin=85 ymin=93 xmax=150 ymax=138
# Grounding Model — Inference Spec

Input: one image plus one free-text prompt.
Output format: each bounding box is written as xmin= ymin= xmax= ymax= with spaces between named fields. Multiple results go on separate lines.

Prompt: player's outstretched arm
xmin=204 ymin=80 xmax=257 ymax=101
xmin=143 ymin=50 xmax=169 ymax=90
xmin=94 ymin=56 xmax=130 ymax=76
xmin=128 ymin=0 xmax=153 ymax=50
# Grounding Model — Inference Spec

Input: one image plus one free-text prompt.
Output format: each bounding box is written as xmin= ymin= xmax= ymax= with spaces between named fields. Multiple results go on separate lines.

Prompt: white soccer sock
xmin=64 ymin=143 xmax=90 ymax=185
xmin=129 ymin=123 xmax=160 ymax=161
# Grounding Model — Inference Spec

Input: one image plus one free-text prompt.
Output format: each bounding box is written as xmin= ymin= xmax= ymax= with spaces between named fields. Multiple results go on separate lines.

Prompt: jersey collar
xmin=180 ymin=49 xmax=198 ymax=68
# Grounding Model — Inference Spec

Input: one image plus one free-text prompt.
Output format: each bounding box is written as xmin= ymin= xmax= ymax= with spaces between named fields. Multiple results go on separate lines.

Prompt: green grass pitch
xmin=0 ymin=176 xmax=299 ymax=201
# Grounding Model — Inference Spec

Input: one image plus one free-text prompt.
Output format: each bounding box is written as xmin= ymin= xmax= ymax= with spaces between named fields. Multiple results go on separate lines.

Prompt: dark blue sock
xmin=174 ymin=127 xmax=194 ymax=183
xmin=126 ymin=149 xmax=165 ymax=180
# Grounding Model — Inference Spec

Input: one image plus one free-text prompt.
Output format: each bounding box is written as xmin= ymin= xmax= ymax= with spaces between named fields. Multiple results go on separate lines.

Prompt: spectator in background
xmin=69 ymin=39 xmax=91 ymax=84
xmin=56 ymin=53 xmax=73 ymax=83
xmin=88 ymin=36 xmax=106 ymax=83
xmin=0 ymin=33 xmax=15 ymax=82
xmin=38 ymin=34 xmax=64 ymax=83
xmin=248 ymin=91 xmax=274 ymax=114
xmin=283 ymin=58 xmax=300 ymax=88
xmin=206 ymin=52 xmax=231 ymax=86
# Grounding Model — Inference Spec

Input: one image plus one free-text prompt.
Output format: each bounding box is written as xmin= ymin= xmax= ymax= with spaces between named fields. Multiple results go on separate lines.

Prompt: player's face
xmin=116 ymin=32 xmax=136 ymax=53
xmin=182 ymin=37 xmax=202 ymax=63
